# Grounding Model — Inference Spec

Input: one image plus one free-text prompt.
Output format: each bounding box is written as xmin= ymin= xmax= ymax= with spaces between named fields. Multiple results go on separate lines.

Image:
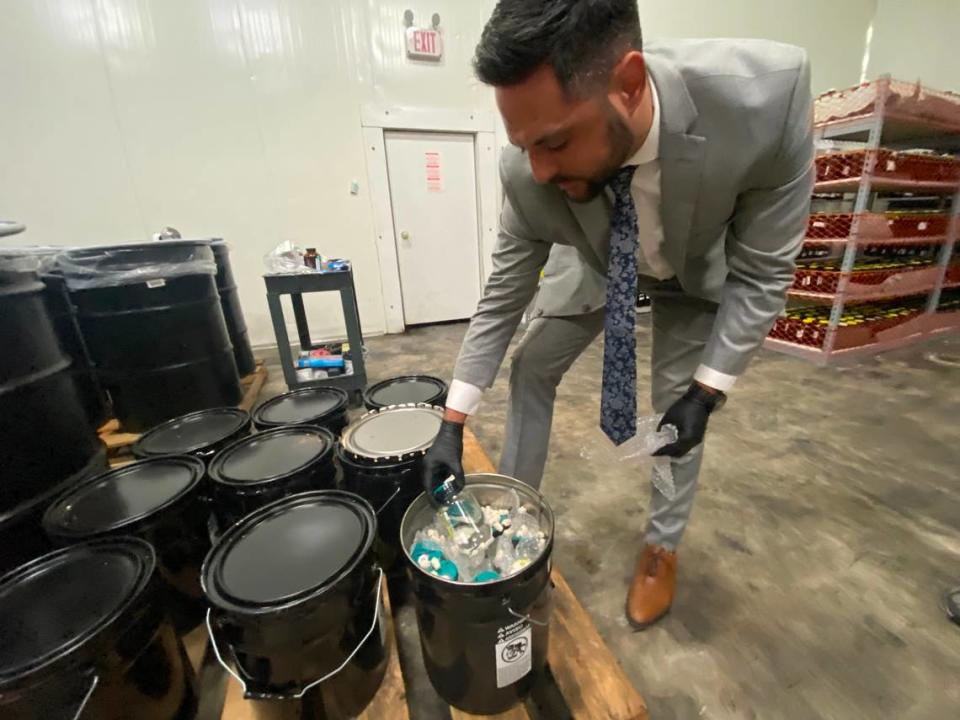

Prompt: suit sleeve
xmin=452 ymin=159 xmax=550 ymax=390
xmin=699 ymin=54 xmax=814 ymax=378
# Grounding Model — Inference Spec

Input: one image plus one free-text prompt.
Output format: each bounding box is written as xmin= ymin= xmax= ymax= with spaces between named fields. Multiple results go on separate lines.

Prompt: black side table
xmin=263 ymin=269 xmax=367 ymax=401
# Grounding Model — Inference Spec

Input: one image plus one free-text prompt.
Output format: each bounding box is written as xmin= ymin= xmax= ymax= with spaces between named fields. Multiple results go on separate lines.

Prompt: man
xmin=423 ymin=0 xmax=813 ymax=628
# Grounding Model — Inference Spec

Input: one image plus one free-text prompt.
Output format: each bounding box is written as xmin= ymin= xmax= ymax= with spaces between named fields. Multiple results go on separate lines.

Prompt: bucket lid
xmin=209 ymin=426 xmax=334 ymax=487
xmin=58 ymin=241 xmax=216 ymax=290
xmin=342 ymin=404 xmax=442 ymax=462
xmin=252 ymin=387 xmax=349 ymax=428
xmin=0 ymin=538 xmax=155 ymax=684
xmin=43 ymin=457 xmax=204 ymax=538
xmin=203 ymin=491 xmax=375 ymax=610
xmin=363 ymin=375 xmax=447 ymax=410
xmin=133 ymin=407 xmax=250 ymax=457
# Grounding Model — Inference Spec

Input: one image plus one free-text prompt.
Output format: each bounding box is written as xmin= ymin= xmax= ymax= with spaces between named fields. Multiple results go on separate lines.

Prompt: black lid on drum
xmin=252 ymin=387 xmax=349 ymax=429
xmin=209 ymin=425 xmax=335 ymax=487
xmin=342 ymin=404 xmax=442 ymax=462
xmin=133 ymin=407 xmax=250 ymax=457
xmin=203 ymin=491 xmax=374 ymax=609
xmin=363 ymin=375 xmax=447 ymax=410
xmin=43 ymin=457 xmax=204 ymax=538
xmin=0 ymin=538 xmax=154 ymax=683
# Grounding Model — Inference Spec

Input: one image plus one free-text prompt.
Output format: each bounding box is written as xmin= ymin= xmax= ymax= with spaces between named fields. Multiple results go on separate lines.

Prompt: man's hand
xmin=422 ymin=417 xmax=466 ymax=503
xmin=653 ymin=383 xmax=724 ymax=458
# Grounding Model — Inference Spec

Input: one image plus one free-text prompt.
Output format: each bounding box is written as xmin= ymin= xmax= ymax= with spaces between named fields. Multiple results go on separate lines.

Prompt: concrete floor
xmin=262 ymin=318 xmax=960 ymax=720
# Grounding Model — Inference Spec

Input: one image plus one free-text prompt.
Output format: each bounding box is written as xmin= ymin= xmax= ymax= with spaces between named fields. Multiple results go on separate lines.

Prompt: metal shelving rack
xmin=765 ymin=76 xmax=960 ymax=364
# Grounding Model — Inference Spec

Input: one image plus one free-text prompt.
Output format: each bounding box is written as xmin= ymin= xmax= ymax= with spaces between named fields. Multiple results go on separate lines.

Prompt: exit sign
xmin=406 ymin=27 xmax=443 ymax=60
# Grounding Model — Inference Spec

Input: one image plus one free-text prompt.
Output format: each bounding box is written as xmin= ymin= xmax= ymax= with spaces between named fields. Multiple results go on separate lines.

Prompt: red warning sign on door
xmin=425 ymin=151 xmax=442 ymax=192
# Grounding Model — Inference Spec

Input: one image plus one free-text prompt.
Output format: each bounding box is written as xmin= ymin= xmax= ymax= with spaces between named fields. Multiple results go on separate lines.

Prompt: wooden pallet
xmin=97 ymin=361 xmax=268 ymax=461
xmin=184 ymin=427 xmax=648 ymax=719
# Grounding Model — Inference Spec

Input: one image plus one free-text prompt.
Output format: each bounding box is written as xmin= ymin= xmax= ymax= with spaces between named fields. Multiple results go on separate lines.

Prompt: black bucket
xmin=202 ymin=491 xmax=387 ymax=718
xmin=363 ymin=375 xmax=448 ymax=410
xmin=43 ymin=456 xmax=211 ymax=634
xmin=0 ymin=447 xmax=107 ymax=577
xmin=0 ymin=268 xmax=104 ymax=513
xmin=210 ymin=240 xmax=256 ymax=378
xmin=400 ymin=473 xmax=555 ymax=714
xmin=61 ymin=241 xmax=242 ymax=432
xmin=208 ymin=425 xmax=337 ymax=530
xmin=252 ymin=386 xmax=350 ymax=435
xmin=132 ymin=407 xmax=252 ymax=461
xmin=339 ymin=404 xmax=442 ymax=579
xmin=0 ymin=247 xmax=111 ymax=428
xmin=0 ymin=537 xmax=198 ymax=720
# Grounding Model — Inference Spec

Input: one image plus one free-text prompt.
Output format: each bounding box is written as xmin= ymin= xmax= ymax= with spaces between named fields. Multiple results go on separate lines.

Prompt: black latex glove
xmin=652 ymin=385 xmax=720 ymax=458
xmin=422 ymin=420 xmax=465 ymax=503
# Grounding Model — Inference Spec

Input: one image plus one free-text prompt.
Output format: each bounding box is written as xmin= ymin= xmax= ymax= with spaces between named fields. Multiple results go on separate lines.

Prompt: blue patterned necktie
xmin=600 ymin=165 xmax=639 ymax=445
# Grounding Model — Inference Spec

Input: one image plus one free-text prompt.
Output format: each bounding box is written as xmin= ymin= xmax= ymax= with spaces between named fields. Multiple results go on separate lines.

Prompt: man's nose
xmin=527 ymin=150 xmax=557 ymax=185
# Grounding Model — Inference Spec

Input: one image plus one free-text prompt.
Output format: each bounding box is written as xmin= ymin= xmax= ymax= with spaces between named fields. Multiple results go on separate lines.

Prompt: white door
xmin=384 ymin=131 xmax=482 ymax=325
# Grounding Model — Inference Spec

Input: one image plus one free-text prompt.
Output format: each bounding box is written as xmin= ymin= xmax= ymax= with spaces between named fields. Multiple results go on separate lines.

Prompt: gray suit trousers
xmin=499 ymin=280 xmax=718 ymax=550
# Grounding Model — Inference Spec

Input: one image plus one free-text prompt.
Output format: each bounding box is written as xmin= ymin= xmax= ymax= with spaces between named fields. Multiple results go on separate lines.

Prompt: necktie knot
xmin=609 ymin=165 xmax=637 ymax=203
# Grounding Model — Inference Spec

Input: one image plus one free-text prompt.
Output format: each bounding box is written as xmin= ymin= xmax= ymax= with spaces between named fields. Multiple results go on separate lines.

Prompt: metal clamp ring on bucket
xmin=205 ymin=567 xmax=385 ymax=699
xmin=505 ymin=603 xmax=549 ymax=627
xmin=71 ymin=673 xmax=99 ymax=720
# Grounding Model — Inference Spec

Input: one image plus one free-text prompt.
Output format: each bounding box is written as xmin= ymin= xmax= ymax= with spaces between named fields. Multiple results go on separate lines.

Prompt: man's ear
xmin=610 ymin=51 xmax=647 ymax=114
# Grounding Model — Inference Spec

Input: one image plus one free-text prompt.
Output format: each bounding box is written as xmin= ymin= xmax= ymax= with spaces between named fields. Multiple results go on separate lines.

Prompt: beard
xmin=557 ymin=105 xmax=636 ymax=202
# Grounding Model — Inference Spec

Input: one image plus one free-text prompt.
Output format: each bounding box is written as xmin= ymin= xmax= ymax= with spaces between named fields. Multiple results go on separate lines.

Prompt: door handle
xmin=400 ymin=231 xmax=410 ymax=241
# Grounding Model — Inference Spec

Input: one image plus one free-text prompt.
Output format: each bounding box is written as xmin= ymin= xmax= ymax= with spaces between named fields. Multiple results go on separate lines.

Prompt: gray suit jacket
xmin=454 ymin=38 xmax=814 ymax=389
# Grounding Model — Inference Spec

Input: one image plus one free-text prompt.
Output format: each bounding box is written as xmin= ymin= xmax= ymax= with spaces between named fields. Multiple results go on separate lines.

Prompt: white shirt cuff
xmin=446 ymin=379 xmax=484 ymax=416
xmin=693 ymin=365 xmax=738 ymax=392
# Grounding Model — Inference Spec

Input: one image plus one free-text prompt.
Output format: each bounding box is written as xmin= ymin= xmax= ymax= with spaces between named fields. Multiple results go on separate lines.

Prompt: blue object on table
xmin=295 ymin=356 xmax=345 ymax=369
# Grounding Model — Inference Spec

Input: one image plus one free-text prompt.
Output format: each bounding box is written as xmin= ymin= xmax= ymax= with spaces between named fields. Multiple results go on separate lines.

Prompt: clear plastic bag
xmin=580 ymin=415 xmax=679 ymax=500
xmin=57 ymin=241 xmax=217 ymax=290
xmin=263 ymin=240 xmax=310 ymax=274
xmin=0 ymin=246 xmax=68 ymax=274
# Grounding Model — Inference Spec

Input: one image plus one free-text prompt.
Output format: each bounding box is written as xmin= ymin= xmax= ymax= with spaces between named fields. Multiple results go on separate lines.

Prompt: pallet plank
xmin=462 ymin=427 xmax=497 ymax=474
xmin=450 ymin=705 xmax=532 ymax=720
xmin=549 ymin=571 xmax=649 ymax=720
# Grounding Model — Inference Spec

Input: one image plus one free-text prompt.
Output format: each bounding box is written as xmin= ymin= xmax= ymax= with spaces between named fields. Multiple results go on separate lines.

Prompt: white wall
xmin=0 ymin=0 xmax=497 ymax=347
xmin=866 ymin=0 xmax=959 ymax=92
xmin=1 ymin=0 xmax=893 ymax=350
xmin=638 ymin=0 xmax=877 ymax=94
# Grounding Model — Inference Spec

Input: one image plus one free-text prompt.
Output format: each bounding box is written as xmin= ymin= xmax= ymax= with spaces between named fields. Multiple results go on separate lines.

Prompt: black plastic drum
xmin=252 ymin=386 xmax=350 ymax=435
xmin=0 ymin=538 xmax=198 ymax=720
xmin=0 ymin=247 xmax=110 ymax=428
xmin=0 ymin=268 xmax=103 ymax=513
xmin=339 ymin=404 xmax=442 ymax=578
xmin=211 ymin=240 xmax=256 ymax=377
xmin=43 ymin=456 xmax=211 ymax=634
xmin=363 ymin=375 xmax=447 ymax=410
xmin=202 ymin=491 xmax=386 ymax=718
xmin=61 ymin=241 xmax=242 ymax=432
xmin=133 ymin=408 xmax=252 ymax=461
xmin=400 ymin=474 xmax=554 ymax=715
xmin=208 ymin=425 xmax=337 ymax=529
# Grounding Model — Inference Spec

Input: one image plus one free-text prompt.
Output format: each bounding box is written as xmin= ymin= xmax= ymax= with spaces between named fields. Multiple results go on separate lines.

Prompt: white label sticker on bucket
xmin=495 ymin=619 xmax=532 ymax=688
xmin=146 ymin=278 xmax=166 ymax=289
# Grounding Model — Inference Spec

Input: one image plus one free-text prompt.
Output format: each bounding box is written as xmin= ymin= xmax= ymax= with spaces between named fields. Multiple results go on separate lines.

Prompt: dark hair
xmin=474 ymin=0 xmax=642 ymax=92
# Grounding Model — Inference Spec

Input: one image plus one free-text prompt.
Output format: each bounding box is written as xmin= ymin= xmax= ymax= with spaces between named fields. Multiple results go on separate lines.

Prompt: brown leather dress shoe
xmin=626 ymin=544 xmax=677 ymax=629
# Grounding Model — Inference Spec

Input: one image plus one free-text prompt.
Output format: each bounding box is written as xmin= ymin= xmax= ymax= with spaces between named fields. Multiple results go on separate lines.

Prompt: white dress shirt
xmin=447 ymin=78 xmax=736 ymax=417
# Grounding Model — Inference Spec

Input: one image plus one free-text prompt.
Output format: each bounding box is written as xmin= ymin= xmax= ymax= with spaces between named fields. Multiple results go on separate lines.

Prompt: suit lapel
xmin=646 ymin=52 xmax=706 ymax=277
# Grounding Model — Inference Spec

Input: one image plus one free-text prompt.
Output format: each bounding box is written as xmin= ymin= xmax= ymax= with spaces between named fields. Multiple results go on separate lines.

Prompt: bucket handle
xmin=205 ymin=566 xmax=385 ymax=700
xmin=375 ymin=486 xmax=402 ymax=516
xmin=71 ymin=672 xmax=99 ymax=720
xmin=504 ymin=603 xmax=549 ymax=627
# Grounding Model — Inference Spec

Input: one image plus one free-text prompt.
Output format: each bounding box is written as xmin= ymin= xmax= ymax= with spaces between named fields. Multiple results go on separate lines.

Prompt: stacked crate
xmin=765 ymin=76 xmax=960 ymax=363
